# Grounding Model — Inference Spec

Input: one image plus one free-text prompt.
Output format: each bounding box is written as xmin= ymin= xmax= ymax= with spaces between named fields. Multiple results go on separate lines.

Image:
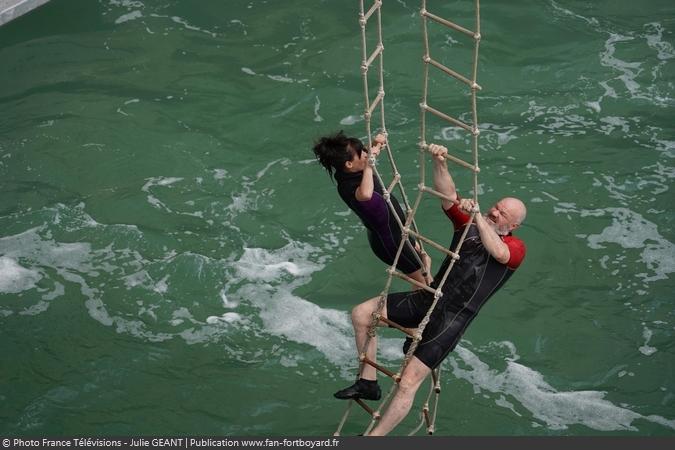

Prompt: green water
xmin=0 ymin=0 xmax=673 ymax=436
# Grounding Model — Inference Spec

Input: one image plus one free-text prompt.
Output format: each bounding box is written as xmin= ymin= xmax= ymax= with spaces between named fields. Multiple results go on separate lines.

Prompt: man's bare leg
xmin=367 ymin=357 xmax=431 ymax=436
xmin=351 ymin=296 xmax=387 ymax=380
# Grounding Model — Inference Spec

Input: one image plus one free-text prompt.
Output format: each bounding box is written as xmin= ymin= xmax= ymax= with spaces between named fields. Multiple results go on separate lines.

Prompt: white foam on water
xmin=441 ymin=127 xmax=465 ymax=142
xmin=549 ymin=1 xmax=599 ymax=28
xmin=169 ymin=307 xmax=193 ymax=325
xmin=226 ymin=239 xmax=379 ymax=374
xmin=280 ymin=355 xmax=299 ymax=368
xmin=585 ymin=101 xmax=601 ymax=113
xmin=313 ymin=96 xmax=323 ymax=123
xmin=652 ymin=139 xmax=675 ymax=158
xmin=109 ymin=0 xmax=145 ymax=8
xmin=141 ymin=176 xmax=184 ymax=211
xmin=449 ymin=342 xmax=675 ymax=431
xmin=540 ymin=113 xmax=595 ymax=137
xmin=162 ymin=15 xmax=217 ymax=38
xmin=213 ymin=169 xmax=229 ymax=180
xmin=51 ymin=203 xmax=100 ymax=231
xmin=0 ymin=256 xmax=42 ymax=294
xmin=549 ymin=4 xmax=671 ymax=109
xmin=644 ymin=23 xmax=675 ymax=61
xmin=481 ymin=123 xmax=519 ymax=148
xmin=339 ymin=115 xmax=363 ymax=126
xmin=643 ymin=23 xmax=675 ymax=100
xmin=557 ymin=205 xmax=674 ymax=284
xmin=206 ymin=312 xmax=242 ymax=325
xmin=0 ymin=220 xmax=197 ymax=342
xmin=236 ymin=246 xmax=322 ymax=282
xmin=601 ymin=33 xmax=642 ymax=94
xmin=123 ymin=270 xmax=151 ymax=289
xmin=238 ymin=66 xmax=306 ymax=84
xmin=584 ymin=208 xmax=675 ymax=283
xmin=598 ymin=116 xmax=630 ymax=135
xmin=153 ymin=275 xmax=169 ymax=294
xmin=229 ymin=19 xmax=247 ymax=36
xmin=597 ymin=29 xmax=673 ymax=107
xmin=224 ymin=158 xmax=289 ymax=219
xmin=267 ymin=74 xmax=295 ymax=84
xmin=142 ymin=177 xmax=183 ymax=189
xmin=638 ymin=326 xmax=657 ymax=356
xmin=541 ymin=191 xmax=560 ymax=202
xmin=115 ymin=10 xmax=142 ymax=24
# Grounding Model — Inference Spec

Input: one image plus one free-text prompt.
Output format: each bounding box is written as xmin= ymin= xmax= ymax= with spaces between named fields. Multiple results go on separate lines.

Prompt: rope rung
xmin=423 ymin=406 xmax=431 ymax=428
xmin=421 ymin=104 xmax=472 ymax=133
xmin=354 ymin=398 xmax=380 ymax=419
xmin=364 ymin=44 xmax=384 ymax=70
xmin=378 ymin=315 xmax=415 ymax=337
xmin=366 ymin=91 xmax=384 ymax=118
xmin=417 ymin=183 xmax=459 ymax=204
xmin=442 ymin=154 xmax=479 ymax=173
xmin=362 ymin=0 xmax=382 ymax=24
xmin=386 ymin=173 xmax=401 ymax=195
xmin=406 ymin=227 xmax=459 ymax=260
xmin=422 ymin=9 xmax=476 ymax=39
xmin=389 ymin=269 xmax=436 ymax=295
xmin=361 ymin=355 xmax=400 ymax=382
xmin=420 ymin=144 xmax=479 ymax=172
xmin=426 ymin=57 xmax=481 ymax=90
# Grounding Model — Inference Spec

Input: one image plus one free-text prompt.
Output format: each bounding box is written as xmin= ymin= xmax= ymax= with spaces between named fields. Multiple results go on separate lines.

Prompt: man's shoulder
xmin=502 ymin=234 xmax=526 ymax=269
xmin=503 ymin=234 xmax=525 ymax=245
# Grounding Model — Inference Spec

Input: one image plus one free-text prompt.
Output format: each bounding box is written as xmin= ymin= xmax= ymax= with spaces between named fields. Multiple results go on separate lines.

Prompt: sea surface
xmin=0 ymin=0 xmax=673 ymax=436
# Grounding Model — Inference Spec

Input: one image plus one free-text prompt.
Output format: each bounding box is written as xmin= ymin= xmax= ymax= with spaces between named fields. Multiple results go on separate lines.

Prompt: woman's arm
xmin=355 ymin=134 xmax=385 ymax=201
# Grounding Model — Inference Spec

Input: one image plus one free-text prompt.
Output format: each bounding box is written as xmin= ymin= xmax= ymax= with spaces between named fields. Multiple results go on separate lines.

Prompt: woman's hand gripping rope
xmin=369 ymin=133 xmax=386 ymax=165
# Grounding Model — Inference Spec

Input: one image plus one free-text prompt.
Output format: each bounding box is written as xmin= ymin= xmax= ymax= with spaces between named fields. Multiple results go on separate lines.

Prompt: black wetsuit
xmin=334 ymin=170 xmax=422 ymax=275
xmin=387 ymin=202 xmax=526 ymax=369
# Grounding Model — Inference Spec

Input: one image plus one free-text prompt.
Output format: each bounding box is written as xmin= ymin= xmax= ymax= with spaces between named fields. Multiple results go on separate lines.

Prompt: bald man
xmin=333 ymin=144 xmax=527 ymax=436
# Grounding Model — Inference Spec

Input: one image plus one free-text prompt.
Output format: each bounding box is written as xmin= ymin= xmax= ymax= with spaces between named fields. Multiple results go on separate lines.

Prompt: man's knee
xmin=351 ymin=297 xmax=380 ymax=328
xmin=397 ymin=357 xmax=431 ymax=395
xmin=397 ymin=374 xmax=422 ymax=396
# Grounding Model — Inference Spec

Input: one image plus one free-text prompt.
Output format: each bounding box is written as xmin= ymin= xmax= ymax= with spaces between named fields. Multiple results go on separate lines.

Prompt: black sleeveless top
xmin=333 ymin=170 xmax=422 ymax=274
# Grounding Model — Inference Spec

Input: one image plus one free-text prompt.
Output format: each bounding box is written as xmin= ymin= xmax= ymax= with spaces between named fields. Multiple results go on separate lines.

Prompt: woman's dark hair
xmin=312 ymin=131 xmax=365 ymax=181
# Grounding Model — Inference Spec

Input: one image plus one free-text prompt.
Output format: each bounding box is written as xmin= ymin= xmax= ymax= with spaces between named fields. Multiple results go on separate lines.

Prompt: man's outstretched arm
xmin=429 ymin=144 xmax=458 ymax=209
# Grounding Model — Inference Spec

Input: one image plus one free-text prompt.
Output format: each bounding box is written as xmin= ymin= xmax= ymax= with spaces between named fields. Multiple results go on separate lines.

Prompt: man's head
xmin=484 ymin=197 xmax=526 ymax=235
xmin=312 ymin=131 xmax=367 ymax=180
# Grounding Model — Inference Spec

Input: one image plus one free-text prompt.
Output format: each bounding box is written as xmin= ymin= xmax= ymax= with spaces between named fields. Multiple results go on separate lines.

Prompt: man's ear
xmin=509 ymin=222 xmax=520 ymax=232
xmin=344 ymin=160 xmax=353 ymax=170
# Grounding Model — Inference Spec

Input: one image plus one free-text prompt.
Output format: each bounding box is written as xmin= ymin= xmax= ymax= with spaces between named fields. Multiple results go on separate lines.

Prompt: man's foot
xmin=334 ymin=379 xmax=381 ymax=401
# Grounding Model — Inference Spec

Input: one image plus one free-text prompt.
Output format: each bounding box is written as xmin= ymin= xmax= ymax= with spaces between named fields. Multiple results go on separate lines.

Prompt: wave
xmin=449 ymin=341 xmax=675 ymax=431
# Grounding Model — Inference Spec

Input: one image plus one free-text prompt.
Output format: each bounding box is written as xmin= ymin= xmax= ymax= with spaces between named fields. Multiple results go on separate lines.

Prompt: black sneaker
xmin=333 ymin=379 xmax=381 ymax=401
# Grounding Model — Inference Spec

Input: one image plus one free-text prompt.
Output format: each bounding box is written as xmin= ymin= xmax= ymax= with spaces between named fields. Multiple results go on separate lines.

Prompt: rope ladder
xmin=334 ymin=0 xmax=483 ymax=436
